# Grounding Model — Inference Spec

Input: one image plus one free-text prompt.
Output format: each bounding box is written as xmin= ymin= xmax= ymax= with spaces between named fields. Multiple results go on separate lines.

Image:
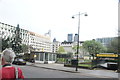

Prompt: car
xmin=12 ymin=58 xmax=26 ymax=65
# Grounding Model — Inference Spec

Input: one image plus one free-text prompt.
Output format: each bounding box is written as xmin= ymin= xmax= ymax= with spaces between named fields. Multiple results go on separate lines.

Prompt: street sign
xmin=97 ymin=54 xmax=118 ymax=57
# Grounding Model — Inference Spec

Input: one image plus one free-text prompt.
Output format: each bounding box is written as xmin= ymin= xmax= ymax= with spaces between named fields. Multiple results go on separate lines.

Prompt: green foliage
xmin=57 ymin=46 xmax=65 ymax=54
xmin=78 ymin=64 xmax=92 ymax=68
xmin=11 ymin=24 xmax=23 ymax=54
xmin=82 ymin=40 xmax=107 ymax=56
xmin=21 ymin=44 xmax=29 ymax=53
xmin=105 ymin=59 xmax=117 ymax=63
xmin=57 ymin=58 xmax=64 ymax=63
xmin=72 ymin=45 xmax=81 ymax=50
xmin=2 ymin=38 xmax=10 ymax=51
xmin=107 ymin=37 xmax=120 ymax=53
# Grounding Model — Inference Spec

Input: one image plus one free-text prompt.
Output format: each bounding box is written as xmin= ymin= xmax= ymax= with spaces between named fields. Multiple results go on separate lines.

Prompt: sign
xmin=42 ymin=48 xmax=44 ymax=52
xmin=97 ymin=54 xmax=118 ymax=57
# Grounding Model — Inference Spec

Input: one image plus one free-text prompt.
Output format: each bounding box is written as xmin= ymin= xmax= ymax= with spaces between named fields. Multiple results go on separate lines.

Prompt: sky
xmin=0 ymin=0 xmax=118 ymax=42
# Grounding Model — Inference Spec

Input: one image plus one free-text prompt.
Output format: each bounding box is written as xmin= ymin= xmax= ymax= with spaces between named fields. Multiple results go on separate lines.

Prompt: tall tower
xmin=74 ymin=34 xmax=78 ymax=42
xmin=67 ymin=34 xmax=73 ymax=42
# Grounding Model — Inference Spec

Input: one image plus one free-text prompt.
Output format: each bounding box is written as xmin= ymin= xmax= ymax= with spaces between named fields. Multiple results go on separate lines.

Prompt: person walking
xmin=0 ymin=48 xmax=24 ymax=79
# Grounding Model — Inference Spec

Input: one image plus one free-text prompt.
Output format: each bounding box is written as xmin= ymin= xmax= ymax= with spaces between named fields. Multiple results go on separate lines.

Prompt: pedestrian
xmin=0 ymin=48 xmax=24 ymax=80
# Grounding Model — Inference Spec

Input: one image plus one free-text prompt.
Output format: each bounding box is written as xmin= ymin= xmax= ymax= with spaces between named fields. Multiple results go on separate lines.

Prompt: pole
xmin=76 ymin=12 xmax=80 ymax=71
xmin=117 ymin=37 xmax=120 ymax=73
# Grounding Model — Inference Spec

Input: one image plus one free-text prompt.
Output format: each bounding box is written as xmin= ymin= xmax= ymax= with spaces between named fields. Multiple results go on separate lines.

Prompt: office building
xmin=52 ymin=41 xmax=61 ymax=53
xmin=74 ymin=34 xmax=78 ymax=42
xmin=67 ymin=34 xmax=73 ymax=42
xmin=96 ymin=37 xmax=115 ymax=47
xmin=0 ymin=22 xmax=29 ymax=45
xmin=0 ymin=22 xmax=52 ymax=52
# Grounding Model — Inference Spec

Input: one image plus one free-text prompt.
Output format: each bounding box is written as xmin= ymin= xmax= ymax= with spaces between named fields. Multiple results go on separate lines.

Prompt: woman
xmin=0 ymin=48 xmax=24 ymax=79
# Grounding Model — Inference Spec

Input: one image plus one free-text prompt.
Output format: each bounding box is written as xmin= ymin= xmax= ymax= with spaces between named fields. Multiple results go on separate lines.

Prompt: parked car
xmin=12 ymin=58 xmax=26 ymax=65
xmin=29 ymin=59 xmax=35 ymax=63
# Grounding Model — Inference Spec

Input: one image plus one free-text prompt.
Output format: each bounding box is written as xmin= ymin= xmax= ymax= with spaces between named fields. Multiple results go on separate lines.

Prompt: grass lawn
xmin=78 ymin=64 xmax=92 ymax=68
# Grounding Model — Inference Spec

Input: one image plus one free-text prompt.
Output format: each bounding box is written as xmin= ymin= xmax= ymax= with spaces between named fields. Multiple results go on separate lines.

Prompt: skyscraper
xmin=74 ymin=34 xmax=78 ymax=42
xmin=67 ymin=34 xmax=73 ymax=42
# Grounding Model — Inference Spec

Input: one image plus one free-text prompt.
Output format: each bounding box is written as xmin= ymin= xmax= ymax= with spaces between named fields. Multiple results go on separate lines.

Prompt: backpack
xmin=15 ymin=67 xmax=23 ymax=80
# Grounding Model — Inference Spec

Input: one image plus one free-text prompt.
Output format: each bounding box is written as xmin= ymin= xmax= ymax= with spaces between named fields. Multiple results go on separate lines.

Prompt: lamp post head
xmin=72 ymin=16 xmax=75 ymax=18
xmin=84 ymin=14 xmax=88 ymax=16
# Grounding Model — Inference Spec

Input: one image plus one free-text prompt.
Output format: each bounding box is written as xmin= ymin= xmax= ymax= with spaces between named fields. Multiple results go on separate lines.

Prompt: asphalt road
xmin=17 ymin=65 xmax=97 ymax=78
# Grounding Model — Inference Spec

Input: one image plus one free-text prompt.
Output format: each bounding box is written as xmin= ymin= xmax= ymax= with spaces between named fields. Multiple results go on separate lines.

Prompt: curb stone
xmin=26 ymin=63 xmax=118 ymax=78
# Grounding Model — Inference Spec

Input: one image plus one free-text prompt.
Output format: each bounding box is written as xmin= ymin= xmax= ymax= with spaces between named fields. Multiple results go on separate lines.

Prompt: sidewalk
xmin=27 ymin=62 xmax=119 ymax=78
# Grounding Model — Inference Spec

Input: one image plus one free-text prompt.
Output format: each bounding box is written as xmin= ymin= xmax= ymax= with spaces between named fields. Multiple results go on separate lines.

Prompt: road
xmin=17 ymin=65 xmax=98 ymax=78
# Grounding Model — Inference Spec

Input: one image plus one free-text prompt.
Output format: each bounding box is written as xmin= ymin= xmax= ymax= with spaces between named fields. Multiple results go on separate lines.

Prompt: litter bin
xmin=71 ymin=59 xmax=78 ymax=66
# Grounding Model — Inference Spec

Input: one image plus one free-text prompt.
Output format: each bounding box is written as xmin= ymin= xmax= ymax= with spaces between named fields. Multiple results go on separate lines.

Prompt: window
xmin=53 ymin=54 xmax=56 ymax=61
xmin=49 ymin=54 xmax=52 ymax=61
xmin=45 ymin=53 xmax=48 ymax=61
xmin=40 ymin=53 xmax=44 ymax=61
xmin=35 ymin=53 xmax=39 ymax=60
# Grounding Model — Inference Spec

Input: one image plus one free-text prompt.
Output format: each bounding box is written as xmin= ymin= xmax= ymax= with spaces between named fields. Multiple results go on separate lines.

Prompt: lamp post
xmin=117 ymin=37 xmax=120 ymax=73
xmin=72 ymin=12 xmax=88 ymax=71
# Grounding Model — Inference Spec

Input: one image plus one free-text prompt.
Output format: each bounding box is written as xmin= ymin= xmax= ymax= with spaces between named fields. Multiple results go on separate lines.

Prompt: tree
xmin=107 ymin=37 xmax=119 ymax=53
xmin=21 ymin=44 xmax=29 ymax=53
xmin=57 ymin=46 xmax=65 ymax=54
xmin=72 ymin=45 xmax=78 ymax=51
xmin=2 ymin=38 xmax=10 ymax=51
xmin=72 ymin=45 xmax=81 ymax=54
xmin=82 ymin=40 xmax=107 ymax=59
xmin=11 ymin=24 xmax=23 ymax=54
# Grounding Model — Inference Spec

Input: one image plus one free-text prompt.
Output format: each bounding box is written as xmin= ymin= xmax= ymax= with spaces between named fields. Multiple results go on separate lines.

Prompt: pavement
xmin=26 ymin=62 xmax=119 ymax=78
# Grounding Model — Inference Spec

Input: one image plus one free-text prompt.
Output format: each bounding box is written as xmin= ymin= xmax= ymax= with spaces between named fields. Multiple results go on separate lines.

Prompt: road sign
xmin=96 ymin=54 xmax=118 ymax=57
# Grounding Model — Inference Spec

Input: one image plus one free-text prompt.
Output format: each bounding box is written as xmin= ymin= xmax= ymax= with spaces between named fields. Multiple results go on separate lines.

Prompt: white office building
xmin=52 ymin=41 xmax=61 ymax=53
xmin=0 ymin=22 xmax=16 ymax=40
xmin=0 ymin=22 xmax=29 ymax=45
xmin=29 ymin=31 xmax=52 ymax=52
xmin=0 ymin=22 xmax=52 ymax=52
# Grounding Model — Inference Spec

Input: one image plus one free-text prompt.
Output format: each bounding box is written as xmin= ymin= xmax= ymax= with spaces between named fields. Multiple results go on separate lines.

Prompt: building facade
xmin=61 ymin=42 xmax=76 ymax=54
xmin=96 ymin=37 xmax=115 ymax=47
xmin=0 ymin=22 xmax=29 ymax=45
xmin=74 ymin=34 xmax=78 ymax=42
xmin=0 ymin=22 xmax=56 ymax=63
xmin=29 ymin=31 xmax=52 ymax=52
xmin=0 ymin=22 xmax=16 ymax=40
xmin=0 ymin=22 xmax=52 ymax=52
xmin=67 ymin=34 xmax=73 ymax=42
xmin=52 ymin=41 xmax=61 ymax=53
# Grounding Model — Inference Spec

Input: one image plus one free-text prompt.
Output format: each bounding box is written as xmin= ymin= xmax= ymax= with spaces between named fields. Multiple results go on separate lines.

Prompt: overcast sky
xmin=0 ymin=0 xmax=118 ymax=42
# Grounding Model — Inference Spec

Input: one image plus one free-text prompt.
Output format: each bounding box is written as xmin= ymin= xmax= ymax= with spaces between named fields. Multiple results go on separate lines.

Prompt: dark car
xmin=12 ymin=58 xmax=26 ymax=65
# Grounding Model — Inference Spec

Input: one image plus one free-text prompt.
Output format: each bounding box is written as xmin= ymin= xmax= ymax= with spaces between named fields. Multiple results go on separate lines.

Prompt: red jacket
xmin=0 ymin=66 xmax=24 ymax=79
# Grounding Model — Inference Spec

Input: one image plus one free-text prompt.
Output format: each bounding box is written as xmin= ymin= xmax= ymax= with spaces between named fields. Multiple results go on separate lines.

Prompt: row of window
xmin=0 ymin=23 xmax=52 ymax=52
xmin=35 ymin=53 xmax=56 ymax=61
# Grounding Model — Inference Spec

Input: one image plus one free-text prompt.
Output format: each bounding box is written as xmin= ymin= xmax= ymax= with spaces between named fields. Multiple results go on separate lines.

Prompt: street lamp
xmin=72 ymin=12 xmax=88 ymax=71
